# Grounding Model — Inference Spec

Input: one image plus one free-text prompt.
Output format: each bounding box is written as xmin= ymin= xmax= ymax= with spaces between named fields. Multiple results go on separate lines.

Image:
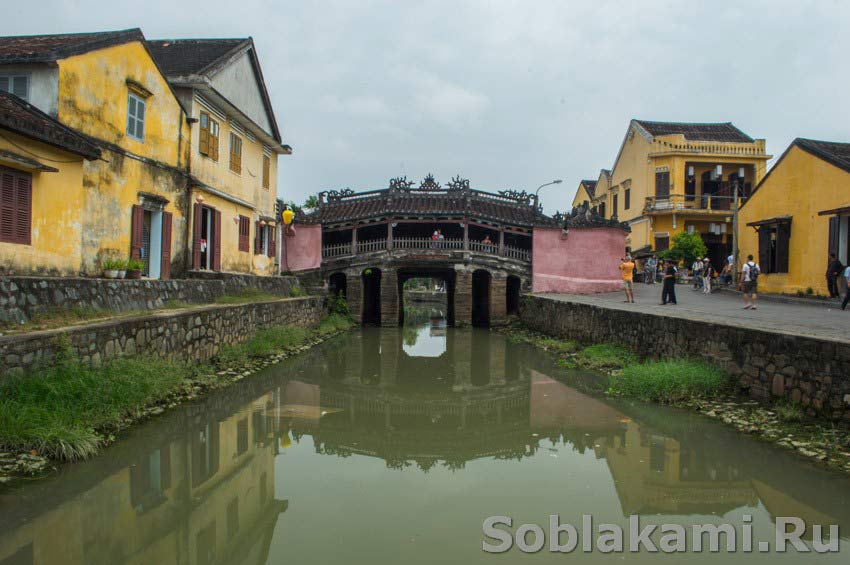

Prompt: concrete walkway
xmin=543 ymin=283 xmax=850 ymax=344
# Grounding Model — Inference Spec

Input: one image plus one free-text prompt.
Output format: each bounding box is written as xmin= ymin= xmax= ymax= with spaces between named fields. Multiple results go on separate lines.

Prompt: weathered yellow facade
xmin=570 ymin=180 xmax=595 ymax=209
xmin=0 ymin=131 xmax=88 ymax=275
xmin=738 ymin=140 xmax=850 ymax=295
xmin=56 ymin=41 xmax=191 ymax=275
xmin=589 ymin=120 xmax=771 ymax=265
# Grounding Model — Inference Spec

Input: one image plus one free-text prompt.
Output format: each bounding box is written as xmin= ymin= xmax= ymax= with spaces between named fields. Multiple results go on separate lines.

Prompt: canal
xmin=0 ymin=325 xmax=848 ymax=563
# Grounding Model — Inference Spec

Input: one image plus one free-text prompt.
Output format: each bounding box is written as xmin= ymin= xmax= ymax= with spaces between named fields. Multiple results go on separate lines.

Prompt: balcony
xmin=322 ymin=237 xmax=531 ymax=262
xmin=644 ymin=193 xmax=744 ymax=215
xmin=649 ymin=138 xmax=769 ymax=159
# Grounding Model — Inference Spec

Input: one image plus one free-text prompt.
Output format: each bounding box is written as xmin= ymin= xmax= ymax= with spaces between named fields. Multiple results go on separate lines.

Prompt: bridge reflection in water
xmin=1 ymin=328 xmax=849 ymax=564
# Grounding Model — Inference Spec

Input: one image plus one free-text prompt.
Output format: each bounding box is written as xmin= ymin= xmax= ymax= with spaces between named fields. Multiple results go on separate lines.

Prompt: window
xmin=624 ymin=188 xmax=631 ymax=210
xmin=0 ymin=166 xmax=32 ymax=245
xmin=598 ymin=202 xmax=606 ymax=218
xmin=0 ymin=74 xmax=29 ymax=101
xmin=229 ymin=133 xmax=242 ymax=173
xmin=199 ymin=111 xmax=220 ymax=160
xmin=127 ymin=93 xmax=146 ymax=141
xmin=612 ymin=194 xmax=619 ymax=218
xmin=655 ymin=170 xmax=670 ymax=199
xmin=238 ymin=215 xmax=250 ymax=252
xmin=655 ymin=235 xmax=670 ymax=252
xmin=236 ymin=418 xmax=248 ymax=456
xmin=758 ymin=222 xmax=791 ymax=274
xmin=262 ymin=155 xmax=271 ymax=189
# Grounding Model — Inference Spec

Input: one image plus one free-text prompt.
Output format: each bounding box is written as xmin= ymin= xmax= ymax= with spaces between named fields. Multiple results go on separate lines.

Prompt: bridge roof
xmin=303 ymin=175 xmax=561 ymax=228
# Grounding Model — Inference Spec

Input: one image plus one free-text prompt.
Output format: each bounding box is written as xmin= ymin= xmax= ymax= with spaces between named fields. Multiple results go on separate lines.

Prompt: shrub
xmin=328 ymin=293 xmax=350 ymax=317
xmin=609 ymin=360 xmax=728 ymax=403
xmin=575 ymin=343 xmax=636 ymax=370
xmin=289 ymin=285 xmax=306 ymax=297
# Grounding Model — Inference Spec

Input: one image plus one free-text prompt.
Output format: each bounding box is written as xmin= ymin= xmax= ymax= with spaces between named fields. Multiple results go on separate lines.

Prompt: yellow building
xmin=570 ymin=179 xmax=597 ymax=209
xmin=148 ymin=38 xmax=292 ymax=276
xmin=738 ymin=138 xmax=850 ymax=295
xmin=0 ymin=29 xmax=192 ymax=278
xmin=0 ymin=91 xmax=101 ymax=275
xmin=587 ymin=120 xmax=772 ymax=265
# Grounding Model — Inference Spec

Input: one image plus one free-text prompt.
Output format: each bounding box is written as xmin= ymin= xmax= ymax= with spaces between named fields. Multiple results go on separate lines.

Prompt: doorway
xmin=471 ymin=269 xmax=491 ymax=327
xmin=506 ymin=275 xmax=521 ymax=316
xmin=361 ymin=268 xmax=382 ymax=325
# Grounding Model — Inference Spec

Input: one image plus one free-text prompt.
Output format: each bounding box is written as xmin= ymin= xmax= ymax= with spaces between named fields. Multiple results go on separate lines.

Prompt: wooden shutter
xmin=211 ymin=122 xmax=219 ymax=161
xmin=655 ymin=171 xmax=670 ymax=198
xmin=624 ymin=189 xmax=630 ymax=210
xmin=268 ymin=226 xmax=276 ymax=258
xmin=758 ymin=228 xmax=771 ymax=271
xmin=254 ymin=221 xmax=261 ymax=255
xmin=199 ymin=112 xmax=210 ymax=156
xmin=212 ymin=209 xmax=222 ymax=271
xmin=0 ymin=169 xmax=14 ymax=243
xmin=130 ymin=205 xmax=144 ymax=260
xmin=192 ymin=203 xmax=202 ymax=270
xmin=776 ymin=222 xmax=791 ymax=273
xmin=238 ymin=215 xmax=249 ymax=252
xmin=828 ymin=216 xmax=840 ymax=258
xmin=14 ymin=173 xmax=31 ymax=245
xmin=0 ymin=168 xmax=32 ymax=245
xmin=262 ymin=155 xmax=270 ymax=189
xmin=161 ymin=211 xmax=173 ymax=279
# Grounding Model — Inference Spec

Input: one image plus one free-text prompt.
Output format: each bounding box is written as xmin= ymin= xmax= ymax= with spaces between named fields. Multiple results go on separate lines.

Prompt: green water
xmin=0 ymin=326 xmax=847 ymax=563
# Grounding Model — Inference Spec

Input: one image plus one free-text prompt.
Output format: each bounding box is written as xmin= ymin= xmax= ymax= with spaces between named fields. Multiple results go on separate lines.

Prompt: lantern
xmin=282 ymin=208 xmax=294 ymax=226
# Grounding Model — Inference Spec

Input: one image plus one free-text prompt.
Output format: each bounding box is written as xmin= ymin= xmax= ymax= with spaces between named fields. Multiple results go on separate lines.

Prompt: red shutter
xmin=192 ymin=203 xmax=202 ymax=270
xmin=0 ymin=170 xmax=14 ymax=242
xmin=161 ymin=211 xmax=173 ymax=279
xmin=0 ymin=167 xmax=32 ymax=245
xmin=268 ymin=227 xmax=276 ymax=258
xmin=15 ymin=174 xmax=31 ymax=245
xmin=254 ymin=221 xmax=261 ymax=255
xmin=212 ymin=209 xmax=222 ymax=272
xmin=130 ymin=204 xmax=144 ymax=260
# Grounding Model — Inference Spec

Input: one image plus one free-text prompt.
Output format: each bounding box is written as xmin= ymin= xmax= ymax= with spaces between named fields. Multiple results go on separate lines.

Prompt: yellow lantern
xmin=282 ymin=208 xmax=294 ymax=225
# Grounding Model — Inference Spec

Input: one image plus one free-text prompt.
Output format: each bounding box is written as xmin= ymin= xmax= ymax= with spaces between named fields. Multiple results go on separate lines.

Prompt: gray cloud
xmin=3 ymin=0 xmax=849 ymax=213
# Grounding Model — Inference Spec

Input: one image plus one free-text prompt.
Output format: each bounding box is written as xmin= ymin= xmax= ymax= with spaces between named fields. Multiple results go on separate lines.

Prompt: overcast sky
xmin=3 ymin=0 xmax=849 ymax=212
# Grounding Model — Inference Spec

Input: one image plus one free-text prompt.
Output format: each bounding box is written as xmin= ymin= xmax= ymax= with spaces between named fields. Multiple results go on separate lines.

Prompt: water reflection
xmin=0 ymin=328 xmax=848 ymax=564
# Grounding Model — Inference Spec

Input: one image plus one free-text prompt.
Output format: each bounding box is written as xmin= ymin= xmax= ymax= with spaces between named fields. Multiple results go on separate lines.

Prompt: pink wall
xmin=532 ymin=226 xmax=626 ymax=294
xmin=281 ymin=224 xmax=322 ymax=272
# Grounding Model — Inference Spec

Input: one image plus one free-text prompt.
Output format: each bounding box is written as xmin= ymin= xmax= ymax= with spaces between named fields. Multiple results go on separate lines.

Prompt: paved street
xmin=545 ymin=284 xmax=850 ymax=344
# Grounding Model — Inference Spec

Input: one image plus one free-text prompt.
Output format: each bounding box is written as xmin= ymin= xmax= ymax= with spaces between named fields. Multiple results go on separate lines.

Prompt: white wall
xmin=209 ymin=52 xmax=273 ymax=135
xmin=0 ymin=64 xmax=59 ymax=116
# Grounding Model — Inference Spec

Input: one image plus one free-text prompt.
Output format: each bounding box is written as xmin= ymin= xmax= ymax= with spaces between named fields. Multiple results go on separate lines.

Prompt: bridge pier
xmin=346 ymin=269 xmax=362 ymax=325
xmin=453 ymin=266 xmax=473 ymax=327
xmin=381 ymin=268 xmax=400 ymax=327
xmin=489 ymin=273 xmax=507 ymax=327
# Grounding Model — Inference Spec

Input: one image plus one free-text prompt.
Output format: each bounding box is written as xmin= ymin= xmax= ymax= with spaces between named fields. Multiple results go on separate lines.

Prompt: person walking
xmin=691 ymin=257 xmax=704 ymax=290
xmin=826 ymin=253 xmax=844 ymax=299
xmin=740 ymin=254 xmax=760 ymax=310
xmin=842 ymin=264 xmax=850 ymax=310
xmin=645 ymin=255 xmax=657 ymax=284
xmin=702 ymin=257 xmax=714 ymax=294
xmin=660 ymin=259 xmax=678 ymax=305
xmin=620 ymin=255 xmax=635 ymax=303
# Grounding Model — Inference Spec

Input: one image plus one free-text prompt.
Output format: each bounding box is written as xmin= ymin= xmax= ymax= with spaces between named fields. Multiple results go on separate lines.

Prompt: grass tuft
xmin=608 ymin=360 xmax=728 ymax=403
xmin=574 ymin=343 xmax=636 ymax=370
xmin=215 ymin=289 xmax=281 ymax=304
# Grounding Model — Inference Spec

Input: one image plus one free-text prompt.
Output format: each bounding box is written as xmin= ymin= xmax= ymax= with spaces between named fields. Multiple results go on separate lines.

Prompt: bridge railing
xmin=321 ymin=237 xmax=531 ymax=262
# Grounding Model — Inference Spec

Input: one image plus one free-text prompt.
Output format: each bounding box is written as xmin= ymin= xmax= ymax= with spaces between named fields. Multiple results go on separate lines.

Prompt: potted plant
xmin=117 ymin=260 xmax=128 ymax=279
xmin=126 ymin=259 xmax=144 ymax=280
xmin=102 ymin=258 xmax=122 ymax=279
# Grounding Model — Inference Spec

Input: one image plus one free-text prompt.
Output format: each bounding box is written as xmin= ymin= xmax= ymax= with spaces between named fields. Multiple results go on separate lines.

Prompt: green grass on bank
xmin=573 ymin=343 xmax=635 ymax=370
xmin=0 ymin=314 xmax=353 ymax=462
xmin=215 ymin=288 xmax=282 ymax=304
xmin=608 ymin=360 xmax=729 ymax=403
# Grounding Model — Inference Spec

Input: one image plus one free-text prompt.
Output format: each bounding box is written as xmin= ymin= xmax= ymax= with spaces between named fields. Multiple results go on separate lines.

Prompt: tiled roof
xmin=0 ymin=91 xmax=100 ymax=159
xmin=634 ymin=120 xmax=754 ymax=143
xmin=0 ymin=29 xmax=143 ymax=64
xmin=580 ymin=179 xmax=597 ymax=198
xmin=304 ymin=189 xmax=560 ymax=228
xmin=795 ymin=138 xmax=850 ymax=175
xmin=146 ymin=39 xmax=247 ymax=77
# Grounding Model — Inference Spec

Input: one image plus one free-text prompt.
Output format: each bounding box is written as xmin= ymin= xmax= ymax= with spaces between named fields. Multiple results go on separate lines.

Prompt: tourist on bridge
xmin=827 ymin=252 xmax=844 ymax=299
xmin=645 ymin=255 xmax=657 ymax=284
xmin=740 ymin=254 xmax=760 ymax=310
xmin=660 ymin=259 xmax=677 ymax=305
xmin=620 ymin=255 xmax=635 ymax=303
xmin=691 ymin=257 xmax=704 ymax=290
xmin=482 ymin=235 xmax=494 ymax=252
xmin=702 ymin=257 xmax=714 ymax=294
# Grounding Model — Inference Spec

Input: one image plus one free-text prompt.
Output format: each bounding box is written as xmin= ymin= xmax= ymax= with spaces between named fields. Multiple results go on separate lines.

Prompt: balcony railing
xmin=649 ymin=138 xmax=768 ymax=157
xmin=644 ymin=193 xmax=745 ymax=214
xmin=321 ymin=237 xmax=531 ymax=262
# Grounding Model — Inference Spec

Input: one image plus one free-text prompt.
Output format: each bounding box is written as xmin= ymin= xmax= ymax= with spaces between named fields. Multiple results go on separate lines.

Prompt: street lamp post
xmin=534 ymin=179 xmax=563 ymax=208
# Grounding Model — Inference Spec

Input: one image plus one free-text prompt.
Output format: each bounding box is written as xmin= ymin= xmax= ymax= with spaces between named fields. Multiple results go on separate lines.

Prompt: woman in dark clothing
xmin=827 ymin=253 xmax=844 ymax=299
xmin=661 ymin=259 xmax=678 ymax=305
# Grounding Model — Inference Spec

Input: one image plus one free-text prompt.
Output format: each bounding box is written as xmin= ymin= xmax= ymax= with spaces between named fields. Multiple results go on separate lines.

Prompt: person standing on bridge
xmin=842 ymin=264 xmax=850 ymax=310
xmin=661 ymin=259 xmax=677 ymax=305
xmin=827 ymin=252 xmax=844 ymax=299
xmin=620 ymin=255 xmax=635 ymax=303
xmin=645 ymin=255 xmax=657 ymax=284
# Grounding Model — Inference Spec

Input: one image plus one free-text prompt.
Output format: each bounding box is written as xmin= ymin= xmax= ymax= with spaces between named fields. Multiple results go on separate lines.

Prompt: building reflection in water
xmin=0 ymin=327 xmax=847 ymax=564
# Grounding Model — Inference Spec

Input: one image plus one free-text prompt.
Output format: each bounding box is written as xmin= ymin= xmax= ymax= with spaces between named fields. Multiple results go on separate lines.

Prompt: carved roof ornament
xmin=323 ymin=188 xmax=355 ymax=202
xmin=563 ymin=200 xmax=631 ymax=231
xmin=419 ymin=173 xmax=442 ymax=190
xmin=447 ymin=175 xmax=470 ymax=192
xmin=497 ymin=189 xmax=534 ymax=205
xmin=389 ymin=176 xmax=414 ymax=191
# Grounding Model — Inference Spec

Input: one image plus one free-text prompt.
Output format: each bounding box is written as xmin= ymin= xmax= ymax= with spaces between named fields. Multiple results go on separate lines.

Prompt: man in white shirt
xmin=740 ymin=254 xmax=760 ymax=310
xmin=842 ymin=265 xmax=850 ymax=311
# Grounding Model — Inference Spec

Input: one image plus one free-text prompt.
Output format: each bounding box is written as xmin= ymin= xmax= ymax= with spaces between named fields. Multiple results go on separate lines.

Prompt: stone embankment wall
xmin=520 ymin=296 xmax=850 ymax=420
xmin=0 ymin=297 xmax=323 ymax=378
xmin=0 ymin=277 xmax=225 ymax=324
xmin=187 ymin=271 xmax=301 ymax=296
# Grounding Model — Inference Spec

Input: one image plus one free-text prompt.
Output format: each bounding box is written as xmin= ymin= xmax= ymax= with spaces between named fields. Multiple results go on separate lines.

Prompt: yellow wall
xmin=189 ymin=99 xmax=278 ymax=276
xmin=571 ymin=182 xmax=591 ymax=208
xmin=56 ymin=41 xmax=191 ymax=275
xmin=739 ymin=145 xmax=850 ymax=295
xmin=0 ymin=131 xmax=87 ymax=275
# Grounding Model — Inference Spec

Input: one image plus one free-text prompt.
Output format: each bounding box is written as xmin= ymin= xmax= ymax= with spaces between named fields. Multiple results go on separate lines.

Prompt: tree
xmin=304 ymin=194 xmax=319 ymax=209
xmin=662 ymin=231 xmax=708 ymax=266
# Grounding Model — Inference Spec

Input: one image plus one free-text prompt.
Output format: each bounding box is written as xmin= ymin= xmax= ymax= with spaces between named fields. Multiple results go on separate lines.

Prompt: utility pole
xmin=731 ymin=167 xmax=744 ymax=276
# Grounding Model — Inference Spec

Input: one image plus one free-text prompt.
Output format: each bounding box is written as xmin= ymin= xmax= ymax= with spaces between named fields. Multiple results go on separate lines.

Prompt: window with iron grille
xmin=127 ymin=93 xmax=146 ymax=141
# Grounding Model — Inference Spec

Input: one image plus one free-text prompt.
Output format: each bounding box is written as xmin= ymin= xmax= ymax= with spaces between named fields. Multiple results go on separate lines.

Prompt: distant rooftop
xmin=794 ymin=138 xmax=850 ymax=175
xmin=0 ymin=29 xmax=142 ymax=64
xmin=633 ymin=120 xmax=755 ymax=143
xmin=146 ymin=39 xmax=248 ymax=77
